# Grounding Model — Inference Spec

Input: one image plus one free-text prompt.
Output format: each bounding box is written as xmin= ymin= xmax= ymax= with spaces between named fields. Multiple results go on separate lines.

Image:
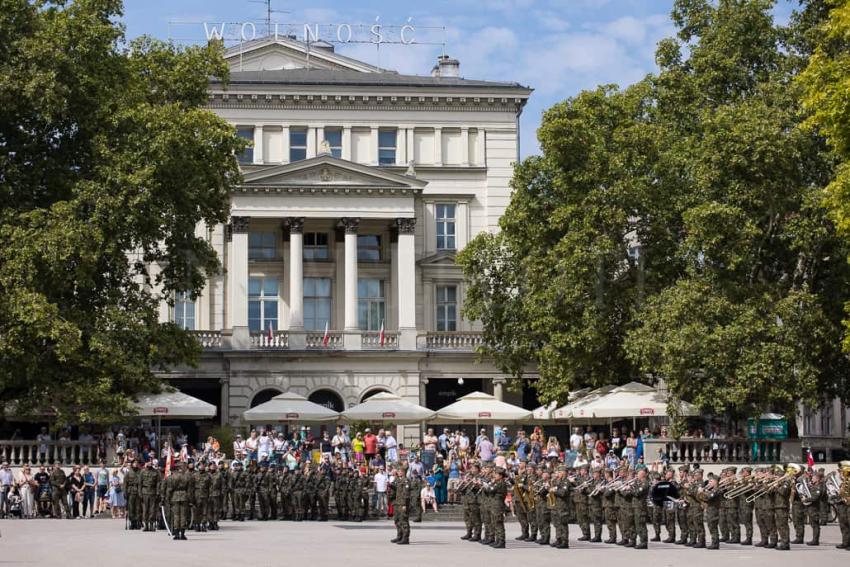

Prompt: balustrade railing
xmin=424 ymin=331 xmax=485 ymax=351
xmin=643 ymin=438 xmax=791 ymax=464
xmin=0 ymin=440 xmax=101 ymax=466
xmin=188 ymin=330 xmax=222 ymax=348
xmin=361 ymin=331 xmax=399 ymax=349
xmin=250 ymin=331 xmax=289 ymax=349
xmin=305 ymin=331 xmax=343 ymax=349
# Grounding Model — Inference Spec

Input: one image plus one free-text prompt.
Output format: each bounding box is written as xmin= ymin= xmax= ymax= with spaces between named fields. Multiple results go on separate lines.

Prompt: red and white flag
xmin=322 ymin=321 xmax=330 ymax=347
xmin=267 ymin=320 xmax=274 ymax=343
xmin=379 ymin=319 xmax=386 ymax=347
xmin=806 ymin=448 xmax=814 ymax=469
xmin=165 ymin=446 xmax=173 ymax=478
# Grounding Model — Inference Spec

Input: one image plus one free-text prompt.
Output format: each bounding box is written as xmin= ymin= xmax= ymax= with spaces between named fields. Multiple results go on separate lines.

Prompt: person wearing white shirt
xmin=569 ymin=428 xmax=583 ymax=452
xmin=332 ymin=426 xmax=349 ymax=463
xmin=233 ymin=434 xmax=246 ymax=462
xmin=384 ymin=433 xmax=398 ymax=463
xmin=257 ymin=430 xmax=272 ymax=462
xmin=373 ymin=469 xmax=389 ymax=516
xmin=420 ymin=482 xmax=437 ymax=512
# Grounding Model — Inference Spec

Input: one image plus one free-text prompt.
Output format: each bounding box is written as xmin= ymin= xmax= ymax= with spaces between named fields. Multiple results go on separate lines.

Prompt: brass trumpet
xmin=745 ymin=472 xmax=792 ymax=503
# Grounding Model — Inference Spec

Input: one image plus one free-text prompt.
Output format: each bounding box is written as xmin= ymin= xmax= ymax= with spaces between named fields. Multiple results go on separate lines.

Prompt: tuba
xmin=546 ymin=482 xmax=557 ymax=508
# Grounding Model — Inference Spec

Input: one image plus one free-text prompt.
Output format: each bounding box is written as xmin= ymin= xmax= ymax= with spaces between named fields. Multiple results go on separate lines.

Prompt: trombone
xmin=745 ymin=473 xmax=792 ymax=503
xmin=724 ymin=478 xmax=757 ymax=499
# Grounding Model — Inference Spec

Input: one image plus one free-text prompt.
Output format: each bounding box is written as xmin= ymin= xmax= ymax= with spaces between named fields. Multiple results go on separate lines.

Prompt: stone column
xmin=493 ymin=377 xmax=506 ymax=401
xmin=396 ymin=217 xmax=417 ymax=350
xmin=219 ymin=373 xmax=230 ymax=427
xmin=341 ymin=218 xmax=361 ymax=349
xmin=460 ymin=127 xmax=470 ymax=166
xmin=229 ymin=216 xmax=250 ymax=349
xmin=288 ymin=217 xmax=305 ymax=330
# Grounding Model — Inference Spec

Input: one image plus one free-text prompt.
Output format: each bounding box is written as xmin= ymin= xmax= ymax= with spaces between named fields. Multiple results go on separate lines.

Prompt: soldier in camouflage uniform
xmin=773 ymin=464 xmax=795 ymax=551
xmin=291 ymin=467 xmax=305 ymax=521
xmin=687 ymin=469 xmax=706 ymax=548
xmin=219 ymin=460 xmax=230 ymax=521
xmin=123 ymin=460 xmax=142 ymax=529
xmin=535 ymin=469 xmax=552 ymax=545
xmin=513 ymin=461 xmax=531 ymax=541
xmin=256 ymin=461 xmax=273 ymax=520
xmin=207 ymin=461 xmax=222 ymax=530
xmin=552 ymin=465 xmax=571 ymax=548
xmin=389 ymin=465 xmax=411 ymax=544
xmin=193 ymin=462 xmax=209 ymax=531
xmin=479 ymin=465 xmax=495 ymax=544
xmin=617 ymin=468 xmax=634 ymax=546
xmin=791 ymin=468 xmax=807 ymax=544
xmin=525 ymin=465 xmax=539 ymax=542
xmin=158 ymin=466 xmax=169 ymax=530
xmin=753 ymin=468 xmax=775 ymax=547
xmin=467 ymin=464 xmax=483 ymax=541
xmin=648 ymin=470 xmax=662 ymax=541
xmin=245 ymin=461 xmax=257 ymax=520
xmin=587 ymin=467 xmax=604 ymax=542
xmin=804 ymin=471 xmax=823 ymax=545
xmin=166 ymin=462 xmax=194 ymax=540
xmin=277 ymin=466 xmax=291 ymax=520
xmin=486 ymin=467 xmax=508 ymax=549
xmin=675 ymin=465 xmax=690 ymax=544
xmin=409 ymin=471 xmax=423 ymax=523
xmin=737 ymin=466 xmax=754 ymax=545
xmin=601 ymin=468 xmax=618 ymax=544
xmin=720 ymin=467 xmax=740 ymax=543
xmin=703 ymin=473 xmax=722 ymax=549
xmin=140 ymin=460 xmax=160 ymax=532
xmin=573 ymin=464 xmax=591 ymax=541
xmin=305 ymin=468 xmax=319 ymax=521
xmin=630 ymin=467 xmax=650 ymax=549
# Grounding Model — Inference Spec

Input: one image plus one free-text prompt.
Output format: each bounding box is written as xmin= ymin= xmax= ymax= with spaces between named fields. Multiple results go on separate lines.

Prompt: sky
xmin=122 ymin=0 xmax=798 ymax=158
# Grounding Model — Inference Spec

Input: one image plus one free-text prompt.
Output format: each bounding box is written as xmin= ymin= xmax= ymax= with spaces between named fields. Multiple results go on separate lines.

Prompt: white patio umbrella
xmin=552 ymin=385 xmax=617 ymax=421
xmin=568 ymin=381 xmax=699 ymax=419
xmin=242 ymin=391 xmax=340 ymax=423
xmin=134 ymin=390 xmax=217 ymax=420
xmin=340 ymin=392 xmax=436 ymax=424
xmin=434 ymin=391 xmax=532 ymax=424
xmin=133 ymin=389 xmax=217 ymax=454
xmin=532 ymin=401 xmax=558 ymax=422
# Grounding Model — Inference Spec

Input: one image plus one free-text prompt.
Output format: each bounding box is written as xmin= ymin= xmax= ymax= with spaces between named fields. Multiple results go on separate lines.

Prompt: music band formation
xmin=114 ymin=455 xmax=850 ymax=550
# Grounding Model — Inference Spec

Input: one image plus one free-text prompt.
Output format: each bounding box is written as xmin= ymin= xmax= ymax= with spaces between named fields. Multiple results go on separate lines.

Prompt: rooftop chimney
xmin=431 ymin=54 xmax=460 ymax=78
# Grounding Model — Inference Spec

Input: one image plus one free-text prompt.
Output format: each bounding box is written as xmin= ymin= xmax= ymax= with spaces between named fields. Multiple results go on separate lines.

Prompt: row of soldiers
xmin=458 ymin=460 xmax=850 ymax=551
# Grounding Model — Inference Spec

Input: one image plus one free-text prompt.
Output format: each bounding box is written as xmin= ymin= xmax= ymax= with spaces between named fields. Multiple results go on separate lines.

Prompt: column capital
xmin=285 ymin=217 xmax=305 ymax=234
xmin=340 ymin=217 xmax=360 ymax=234
xmin=396 ymin=217 xmax=416 ymax=234
xmin=231 ymin=216 xmax=250 ymax=233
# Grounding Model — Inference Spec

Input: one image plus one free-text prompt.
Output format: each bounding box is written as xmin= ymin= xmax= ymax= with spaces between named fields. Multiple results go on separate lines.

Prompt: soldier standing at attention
xmin=791 ymin=468 xmax=807 ymax=544
xmin=486 ymin=467 xmax=508 ymax=549
xmin=587 ymin=467 xmax=604 ymax=542
xmin=618 ymin=468 xmax=635 ymax=546
xmin=230 ymin=461 xmax=246 ymax=521
xmin=469 ymin=464 xmax=483 ymax=541
xmin=774 ymin=464 xmax=798 ymax=551
xmin=389 ymin=465 xmax=411 ymax=544
xmin=140 ymin=459 xmax=159 ymax=532
xmin=552 ymin=465 xmax=571 ymax=549
xmin=256 ymin=461 xmax=272 ymax=521
xmin=194 ymin=462 xmax=210 ymax=531
xmin=166 ymin=461 xmax=194 ymax=541
xmin=832 ymin=460 xmax=850 ymax=550
xmin=208 ymin=461 xmax=222 ymax=530
xmin=513 ymin=461 xmax=531 ymax=541
xmin=629 ymin=466 xmax=650 ymax=549
xmin=737 ymin=467 xmax=754 ymax=545
xmin=659 ymin=467 xmax=677 ymax=543
xmin=720 ymin=467 xmax=740 ymax=543
xmin=291 ymin=467 xmax=304 ymax=521
xmin=601 ymin=469 xmax=618 ymax=544
xmin=158 ymin=464 xmax=169 ymax=530
xmin=124 ymin=459 xmax=142 ymax=529
xmin=703 ymin=473 xmax=722 ymax=550
xmin=49 ymin=462 xmax=70 ymax=520
xmin=479 ymin=464 xmax=494 ymax=545
xmin=753 ymin=468 xmax=772 ymax=547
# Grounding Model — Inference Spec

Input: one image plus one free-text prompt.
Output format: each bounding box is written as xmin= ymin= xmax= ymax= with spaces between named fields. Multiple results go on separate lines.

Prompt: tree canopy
xmin=459 ymin=0 xmax=850 ymax=418
xmin=0 ymin=0 xmax=243 ymax=423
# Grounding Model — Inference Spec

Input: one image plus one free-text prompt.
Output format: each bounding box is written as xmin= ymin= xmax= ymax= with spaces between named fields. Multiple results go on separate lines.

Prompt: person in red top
xmin=363 ymin=429 xmax=378 ymax=463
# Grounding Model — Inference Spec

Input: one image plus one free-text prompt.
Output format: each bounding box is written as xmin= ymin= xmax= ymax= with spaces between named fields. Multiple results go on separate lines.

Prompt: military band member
xmin=720 ymin=467 xmax=740 ymax=543
xmin=687 ymin=469 xmax=706 ymax=548
xmin=833 ymin=460 xmax=850 ymax=549
xmin=772 ymin=464 xmax=796 ymax=551
xmin=573 ymin=464 xmax=591 ymax=541
xmin=676 ymin=465 xmax=691 ymax=544
xmin=526 ymin=465 xmax=540 ymax=542
xmin=513 ymin=461 xmax=531 ymax=541
xmin=617 ymin=468 xmax=634 ymax=546
xmin=804 ymin=469 xmax=823 ymax=546
xmin=587 ymin=467 xmax=604 ymax=542
xmin=601 ymin=469 xmax=618 ymax=544
xmin=193 ymin=462 xmax=209 ymax=531
xmin=648 ymin=470 xmax=663 ymax=542
xmin=737 ymin=466 xmax=754 ymax=545
xmin=703 ymin=473 xmax=722 ymax=549
xmin=551 ymin=465 xmax=571 ymax=548
xmin=791 ymin=467 xmax=806 ymax=544
xmin=207 ymin=461 xmax=222 ymax=530
xmin=535 ymin=469 xmax=553 ymax=545
xmin=486 ymin=467 xmax=508 ymax=548
xmin=629 ymin=466 xmax=650 ymax=549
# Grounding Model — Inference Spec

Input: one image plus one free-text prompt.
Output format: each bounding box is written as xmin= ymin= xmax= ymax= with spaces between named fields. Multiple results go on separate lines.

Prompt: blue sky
xmin=123 ymin=0 xmax=797 ymax=158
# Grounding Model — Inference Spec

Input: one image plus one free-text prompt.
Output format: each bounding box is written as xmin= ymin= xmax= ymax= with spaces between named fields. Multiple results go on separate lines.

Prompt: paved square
xmin=1 ymin=519 xmax=849 ymax=567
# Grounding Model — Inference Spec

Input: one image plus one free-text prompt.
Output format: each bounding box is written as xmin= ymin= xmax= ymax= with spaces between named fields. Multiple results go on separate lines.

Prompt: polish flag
xmin=379 ymin=319 xmax=386 ymax=347
xmin=806 ymin=448 xmax=814 ymax=469
xmin=165 ymin=446 xmax=173 ymax=478
xmin=322 ymin=321 xmax=330 ymax=347
xmin=267 ymin=320 xmax=274 ymax=343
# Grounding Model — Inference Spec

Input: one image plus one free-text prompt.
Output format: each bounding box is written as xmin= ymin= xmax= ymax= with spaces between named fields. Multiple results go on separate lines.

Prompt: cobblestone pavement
xmin=1 ymin=519 xmax=848 ymax=567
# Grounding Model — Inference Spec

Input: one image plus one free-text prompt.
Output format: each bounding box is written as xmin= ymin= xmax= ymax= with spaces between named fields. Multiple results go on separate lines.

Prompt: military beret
xmin=722 ymin=466 xmax=737 ymax=474
xmin=678 ymin=465 xmax=690 ymax=472
xmin=556 ymin=465 xmax=567 ymax=472
xmin=740 ymin=467 xmax=752 ymax=474
xmin=574 ymin=463 xmax=589 ymax=470
xmin=494 ymin=467 xmax=506 ymax=476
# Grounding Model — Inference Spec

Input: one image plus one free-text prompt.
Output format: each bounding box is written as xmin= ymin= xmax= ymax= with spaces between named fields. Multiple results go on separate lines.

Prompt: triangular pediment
xmin=419 ymin=251 xmax=458 ymax=266
xmin=224 ymin=36 xmax=385 ymax=73
xmin=241 ymin=155 xmax=428 ymax=190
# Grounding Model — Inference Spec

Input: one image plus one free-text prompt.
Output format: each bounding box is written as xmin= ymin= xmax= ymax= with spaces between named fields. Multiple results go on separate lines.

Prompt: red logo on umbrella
xmin=382 ymin=412 xmax=396 ymax=418
xmin=285 ymin=413 xmax=299 ymax=419
xmin=640 ymin=408 xmax=654 ymax=415
xmin=478 ymin=412 xmax=492 ymax=418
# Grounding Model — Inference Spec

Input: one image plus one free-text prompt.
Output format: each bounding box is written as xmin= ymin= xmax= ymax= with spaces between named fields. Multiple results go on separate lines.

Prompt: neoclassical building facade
xmin=156 ymin=36 xmax=535 ymax=441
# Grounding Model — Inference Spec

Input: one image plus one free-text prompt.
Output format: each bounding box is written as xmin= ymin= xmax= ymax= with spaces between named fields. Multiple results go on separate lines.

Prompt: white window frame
xmin=378 ymin=129 xmax=397 ymax=166
xmin=248 ymin=276 xmax=279 ymax=332
xmin=174 ymin=291 xmax=195 ymax=330
xmin=435 ymin=285 xmax=458 ymax=331
xmin=358 ymin=278 xmax=385 ymax=331
xmin=436 ymin=203 xmax=457 ymax=251
xmin=290 ymin=127 xmax=308 ymax=162
xmin=304 ymin=277 xmax=332 ymax=332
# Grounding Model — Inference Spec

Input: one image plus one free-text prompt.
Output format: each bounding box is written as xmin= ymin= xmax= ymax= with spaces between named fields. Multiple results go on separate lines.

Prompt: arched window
xmin=308 ymin=389 xmax=344 ymax=412
xmin=360 ymin=388 xmax=391 ymax=403
xmin=250 ymin=388 xmax=282 ymax=408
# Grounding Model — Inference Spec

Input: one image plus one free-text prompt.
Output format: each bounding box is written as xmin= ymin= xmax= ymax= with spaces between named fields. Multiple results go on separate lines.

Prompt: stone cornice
xmin=207 ymin=92 xmax=526 ymax=112
xmin=233 ymin=185 xmax=421 ymax=196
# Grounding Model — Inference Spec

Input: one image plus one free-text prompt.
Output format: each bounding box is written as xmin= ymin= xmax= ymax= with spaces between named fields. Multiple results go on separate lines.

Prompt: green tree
xmin=460 ymin=0 xmax=850 ymax=417
xmin=799 ymin=0 xmax=850 ymax=351
xmin=0 ymin=0 xmax=243 ymax=423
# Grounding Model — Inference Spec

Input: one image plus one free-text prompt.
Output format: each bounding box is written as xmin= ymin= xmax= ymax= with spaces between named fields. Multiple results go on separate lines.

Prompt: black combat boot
xmin=492 ymin=540 xmax=505 ymax=549
xmin=397 ymin=537 xmax=409 ymax=545
xmin=791 ymin=536 xmax=804 ymax=545
xmin=707 ymin=541 xmax=719 ymax=550
xmin=180 ymin=530 xmax=188 ymax=540
xmin=651 ymin=534 xmax=661 ymax=542
xmin=741 ymin=537 xmax=752 ymax=545
xmin=461 ymin=532 xmax=471 ymax=540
